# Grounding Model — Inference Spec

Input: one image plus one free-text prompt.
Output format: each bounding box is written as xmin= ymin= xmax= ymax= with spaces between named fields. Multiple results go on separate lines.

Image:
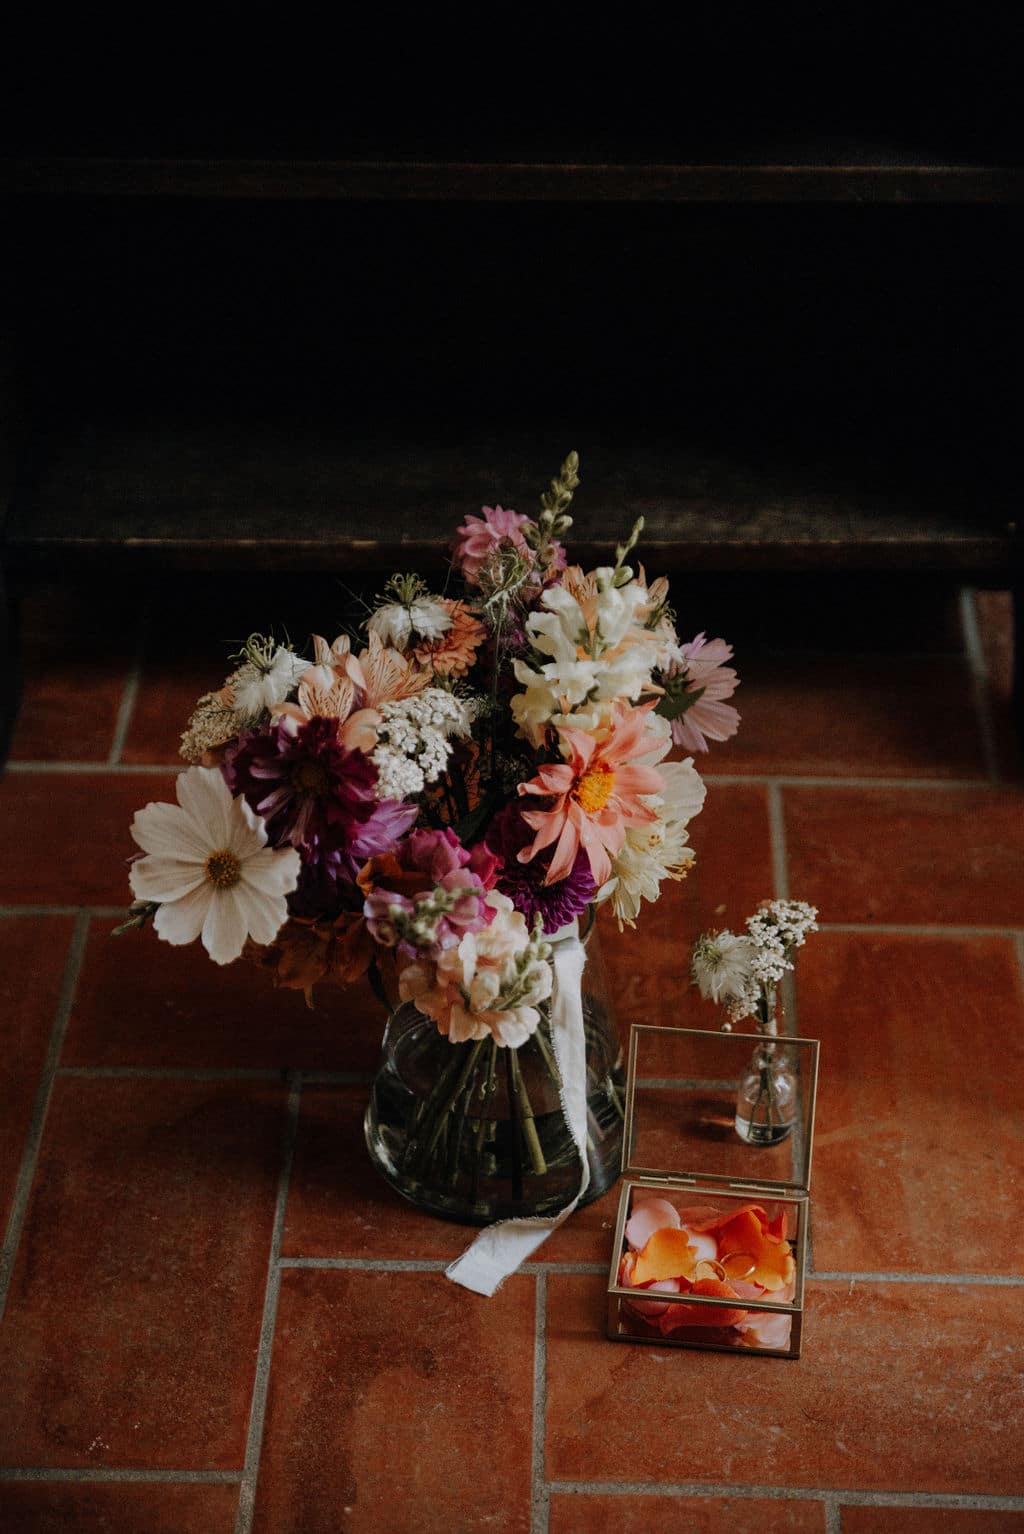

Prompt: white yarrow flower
xmin=371 ymin=687 xmax=477 ymax=799
xmin=129 ymin=768 xmax=301 ymax=965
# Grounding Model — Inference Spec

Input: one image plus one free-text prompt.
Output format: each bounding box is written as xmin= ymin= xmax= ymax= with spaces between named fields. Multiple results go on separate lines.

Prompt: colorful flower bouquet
xmin=118 ymin=453 xmax=741 ymax=1288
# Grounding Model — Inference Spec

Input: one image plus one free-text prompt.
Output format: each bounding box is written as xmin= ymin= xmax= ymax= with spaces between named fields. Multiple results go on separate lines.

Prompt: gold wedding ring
xmin=693 ymin=1259 xmax=727 ymax=1282
xmin=720 ymin=1252 xmax=757 ymax=1280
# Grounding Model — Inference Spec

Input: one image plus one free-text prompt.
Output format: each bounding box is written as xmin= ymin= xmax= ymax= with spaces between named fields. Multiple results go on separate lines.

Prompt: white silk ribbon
xmin=445 ymin=920 xmax=590 ymax=1297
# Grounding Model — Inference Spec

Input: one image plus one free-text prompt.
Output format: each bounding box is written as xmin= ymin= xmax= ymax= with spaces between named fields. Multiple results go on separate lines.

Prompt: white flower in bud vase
xmin=691 ymin=930 xmax=758 ymax=1006
xmin=128 ymin=767 xmax=301 ymax=965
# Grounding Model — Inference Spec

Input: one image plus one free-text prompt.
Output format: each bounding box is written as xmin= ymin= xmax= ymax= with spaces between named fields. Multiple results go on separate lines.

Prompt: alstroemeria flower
xmin=617 ymin=1197 xmax=797 ymax=1346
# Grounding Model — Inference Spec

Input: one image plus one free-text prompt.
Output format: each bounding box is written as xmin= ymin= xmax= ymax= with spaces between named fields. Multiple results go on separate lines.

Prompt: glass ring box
xmin=607 ymin=1025 xmax=819 ymax=1359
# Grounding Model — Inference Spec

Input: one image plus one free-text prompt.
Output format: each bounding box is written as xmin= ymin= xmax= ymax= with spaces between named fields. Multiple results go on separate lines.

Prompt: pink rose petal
xmin=625 ymin=1197 xmax=682 ymax=1251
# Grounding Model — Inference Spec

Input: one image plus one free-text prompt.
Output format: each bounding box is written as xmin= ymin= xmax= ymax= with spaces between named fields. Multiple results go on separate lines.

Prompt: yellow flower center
xmin=205 ymin=849 xmax=242 ymax=889
xmin=573 ymin=765 xmax=615 ymax=814
xmin=291 ymin=761 xmax=330 ymax=798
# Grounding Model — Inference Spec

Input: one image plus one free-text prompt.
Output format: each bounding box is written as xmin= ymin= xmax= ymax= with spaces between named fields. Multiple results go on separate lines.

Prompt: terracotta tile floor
xmin=1 ymin=578 xmax=1023 ymax=1533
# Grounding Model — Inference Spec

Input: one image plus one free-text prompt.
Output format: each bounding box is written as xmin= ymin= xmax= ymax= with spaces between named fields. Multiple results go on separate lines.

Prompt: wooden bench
xmin=2 ymin=150 xmax=1021 ymax=750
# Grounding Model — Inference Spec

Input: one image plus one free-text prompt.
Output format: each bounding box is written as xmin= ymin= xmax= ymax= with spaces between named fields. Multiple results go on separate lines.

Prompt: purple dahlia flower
xmin=223 ymin=716 xmax=377 ymax=853
xmin=485 ymin=802 xmax=595 ymax=934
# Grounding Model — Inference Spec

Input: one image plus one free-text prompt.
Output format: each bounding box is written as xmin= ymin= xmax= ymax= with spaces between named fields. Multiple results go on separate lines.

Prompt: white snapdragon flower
xmin=510 ymin=577 xmax=661 ymax=745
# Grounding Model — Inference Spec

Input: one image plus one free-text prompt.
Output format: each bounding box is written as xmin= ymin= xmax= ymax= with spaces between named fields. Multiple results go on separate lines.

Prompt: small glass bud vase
xmin=734 ymin=1009 xmax=797 ymax=1148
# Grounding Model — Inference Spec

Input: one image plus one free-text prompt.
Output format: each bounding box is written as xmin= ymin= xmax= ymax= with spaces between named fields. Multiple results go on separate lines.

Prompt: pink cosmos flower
xmin=664 ymin=634 xmax=740 ymax=753
xmin=516 ymin=701 xmax=665 ymax=887
xmin=452 ymin=504 xmax=534 ymax=586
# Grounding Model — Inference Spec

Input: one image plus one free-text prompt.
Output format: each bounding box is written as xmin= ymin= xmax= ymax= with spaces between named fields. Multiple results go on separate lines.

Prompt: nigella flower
xmin=452 ymin=504 xmax=535 ymax=587
xmin=691 ymin=930 xmax=758 ymax=1019
xmin=485 ymin=803 xmax=595 ymax=934
xmin=223 ymin=715 xmax=414 ymax=863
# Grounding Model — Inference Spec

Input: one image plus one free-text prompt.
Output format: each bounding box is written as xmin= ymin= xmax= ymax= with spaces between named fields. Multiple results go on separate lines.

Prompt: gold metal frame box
xmin=607 ymin=1025 xmax=819 ymax=1359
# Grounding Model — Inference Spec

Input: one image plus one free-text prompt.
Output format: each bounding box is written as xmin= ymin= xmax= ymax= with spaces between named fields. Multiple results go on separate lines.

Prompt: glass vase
xmin=734 ymin=1010 xmax=798 ymax=1147
xmin=363 ymin=916 xmax=625 ymax=1223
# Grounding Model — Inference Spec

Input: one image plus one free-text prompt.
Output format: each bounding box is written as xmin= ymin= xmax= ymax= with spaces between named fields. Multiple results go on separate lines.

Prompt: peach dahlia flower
xmin=516 ymin=701 xmax=665 ymax=887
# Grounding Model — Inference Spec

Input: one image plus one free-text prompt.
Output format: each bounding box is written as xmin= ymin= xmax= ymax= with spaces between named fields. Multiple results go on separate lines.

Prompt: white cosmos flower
xmin=129 ymin=767 xmax=301 ymax=966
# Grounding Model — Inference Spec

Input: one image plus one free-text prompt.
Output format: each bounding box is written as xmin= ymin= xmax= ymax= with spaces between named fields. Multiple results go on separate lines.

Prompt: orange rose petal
xmin=631 ymin=1227 xmax=699 ymax=1285
xmin=713 ymin=1209 xmax=795 ymax=1293
xmin=659 ymin=1278 xmax=749 ymax=1332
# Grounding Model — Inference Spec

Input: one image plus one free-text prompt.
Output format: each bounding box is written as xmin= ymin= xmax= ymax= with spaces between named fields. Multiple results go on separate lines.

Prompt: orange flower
xmin=412 ymin=599 xmax=487 ymax=677
xmin=248 ymin=910 xmax=374 ymax=1007
xmin=517 ymin=701 xmax=665 ymax=886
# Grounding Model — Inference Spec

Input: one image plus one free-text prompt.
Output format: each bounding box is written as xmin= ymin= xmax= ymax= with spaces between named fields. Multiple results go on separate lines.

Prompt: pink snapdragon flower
xmin=360 ymin=828 xmax=499 ymax=959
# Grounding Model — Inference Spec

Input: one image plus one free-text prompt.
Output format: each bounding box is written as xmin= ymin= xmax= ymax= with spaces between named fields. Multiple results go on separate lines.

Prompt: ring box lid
xmin=621 ymin=1025 xmax=819 ymax=1196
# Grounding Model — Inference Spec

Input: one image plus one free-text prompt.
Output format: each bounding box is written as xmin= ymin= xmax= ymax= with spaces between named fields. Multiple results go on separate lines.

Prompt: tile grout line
xmin=530 ymin=1271 xmax=549 ymax=1534
xmin=55 ymin=1066 xmax=375 ymax=1085
xmin=234 ymin=1076 xmax=302 ymax=1534
xmin=3 ymin=910 xmax=1023 ymax=941
xmin=701 ymin=773 xmax=1002 ymax=790
xmin=6 ymin=761 xmax=180 ymax=775
xmin=959 ymin=586 xmax=1002 ymax=784
xmin=824 ymin=1504 xmax=842 ymax=1534
xmin=817 ymin=922 xmax=1024 ymax=939
xmin=766 ymin=783 xmax=789 ymax=900
xmin=277 ymin=1259 xmax=610 ymax=1274
xmin=0 ymin=906 xmax=124 ymax=919
xmin=106 ymin=614 xmax=148 ymax=766
xmin=275 ymin=1258 xmax=1024 ymax=1284
xmin=544 ymin=1481 xmax=1024 ymax=1509
xmin=811 ymin=1270 xmax=1024 ymax=1286
xmin=0 ymin=910 xmax=90 ymax=1324
xmin=0 ymin=1469 xmax=244 ymax=1484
